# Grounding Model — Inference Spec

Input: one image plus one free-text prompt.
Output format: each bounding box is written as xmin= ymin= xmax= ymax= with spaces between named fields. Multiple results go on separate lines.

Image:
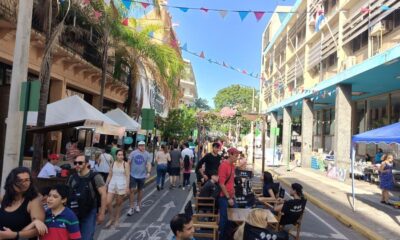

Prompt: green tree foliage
xmin=213 ymin=84 xmax=258 ymax=112
xmin=161 ymin=106 xmax=197 ymax=141
xmin=191 ymin=98 xmax=211 ymax=110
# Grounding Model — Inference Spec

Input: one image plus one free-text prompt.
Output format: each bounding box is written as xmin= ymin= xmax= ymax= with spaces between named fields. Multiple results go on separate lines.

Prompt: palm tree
xmin=32 ymin=0 xmax=71 ymax=174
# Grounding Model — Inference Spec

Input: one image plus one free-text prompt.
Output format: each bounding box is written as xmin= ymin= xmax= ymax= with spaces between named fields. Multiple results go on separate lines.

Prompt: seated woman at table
xmin=257 ymin=171 xmax=278 ymax=202
xmin=273 ymin=183 xmax=304 ymax=214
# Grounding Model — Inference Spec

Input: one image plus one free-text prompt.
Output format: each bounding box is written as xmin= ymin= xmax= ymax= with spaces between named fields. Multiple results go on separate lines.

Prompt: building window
xmin=351 ymin=31 xmax=368 ymax=53
xmin=368 ymin=94 xmax=389 ymax=130
xmin=391 ymin=92 xmax=400 ymax=123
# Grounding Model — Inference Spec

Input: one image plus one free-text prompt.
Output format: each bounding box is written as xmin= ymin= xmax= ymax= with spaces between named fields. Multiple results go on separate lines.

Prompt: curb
xmin=270 ymin=169 xmax=384 ymax=240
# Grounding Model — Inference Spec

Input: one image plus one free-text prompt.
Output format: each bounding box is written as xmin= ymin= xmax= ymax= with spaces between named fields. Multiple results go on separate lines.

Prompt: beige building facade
xmin=180 ymin=59 xmax=198 ymax=106
xmin=260 ymin=0 xmax=400 ymax=168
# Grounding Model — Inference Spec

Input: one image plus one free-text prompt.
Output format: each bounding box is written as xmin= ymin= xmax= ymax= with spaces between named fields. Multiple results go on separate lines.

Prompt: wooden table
xmin=227 ymin=208 xmax=278 ymax=225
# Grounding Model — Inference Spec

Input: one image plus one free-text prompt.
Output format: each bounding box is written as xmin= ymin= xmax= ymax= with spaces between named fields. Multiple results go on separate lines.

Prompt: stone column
xmin=269 ymin=112 xmax=278 ymax=149
xmin=282 ymin=106 xmax=292 ymax=166
xmin=301 ymin=99 xmax=313 ymax=168
xmin=333 ymin=84 xmax=352 ymax=169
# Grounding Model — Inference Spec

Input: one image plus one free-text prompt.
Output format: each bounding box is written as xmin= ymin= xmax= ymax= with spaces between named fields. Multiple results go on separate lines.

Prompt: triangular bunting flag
xmin=219 ymin=10 xmax=228 ymax=19
xmin=122 ymin=0 xmax=131 ymax=10
xmin=254 ymin=11 xmax=265 ymax=22
xmin=238 ymin=11 xmax=250 ymax=21
xmin=208 ymin=59 xmax=212 ymax=63
xmin=381 ymin=5 xmax=390 ymax=11
xmin=242 ymin=70 xmax=247 ymax=74
xmin=200 ymin=7 xmax=209 ymax=13
xmin=179 ymin=7 xmax=189 ymax=12
xmin=199 ymin=51 xmax=205 ymax=58
xmin=141 ymin=2 xmax=150 ymax=9
xmin=223 ymin=62 xmax=228 ymax=67
xmin=181 ymin=43 xmax=188 ymax=51
xmin=122 ymin=18 xmax=129 ymax=26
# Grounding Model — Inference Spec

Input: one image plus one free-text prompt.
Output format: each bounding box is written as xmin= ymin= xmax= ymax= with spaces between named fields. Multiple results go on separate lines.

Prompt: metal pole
xmin=351 ymin=144 xmax=356 ymax=211
xmin=287 ymin=122 xmax=292 ymax=171
xmin=252 ymin=121 xmax=256 ymax=165
xmin=272 ymin=128 xmax=276 ymax=166
xmin=261 ymin=115 xmax=266 ymax=174
xmin=19 ymin=82 xmax=31 ymax=166
xmin=1 ymin=0 xmax=34 ymax=188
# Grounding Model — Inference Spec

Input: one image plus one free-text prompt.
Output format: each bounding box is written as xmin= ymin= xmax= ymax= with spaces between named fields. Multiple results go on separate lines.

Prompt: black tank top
xmin=0 ymin=198 xmax=32 ymax=235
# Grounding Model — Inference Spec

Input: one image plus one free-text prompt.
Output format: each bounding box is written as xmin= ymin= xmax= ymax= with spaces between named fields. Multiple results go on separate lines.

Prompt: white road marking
xmin=120 ymin=190 xmax=170 ymax=240
xmin=97 ymin=177 xmax=164 ymax=240
xmin=157 ymin=201 xmax=176 ymax=222
xmin=305 ymin=207 xmax=348 ymax=240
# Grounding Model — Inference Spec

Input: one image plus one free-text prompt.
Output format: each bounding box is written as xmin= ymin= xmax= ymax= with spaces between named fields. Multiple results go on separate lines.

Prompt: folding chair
xmin=243 ymin=223 xmax=289 ymax=240
xmin=272 ymin=199 xmax=307 ymax=240
xmin=185 ymin=200 xmax=219 ymax=240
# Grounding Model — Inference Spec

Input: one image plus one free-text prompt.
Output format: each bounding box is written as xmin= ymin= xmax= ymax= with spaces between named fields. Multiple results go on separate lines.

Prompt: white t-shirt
xmin=38 ymin=162 xmax=61 ymax=178
xmin=181 ymin=148 xmax=194 ymax=160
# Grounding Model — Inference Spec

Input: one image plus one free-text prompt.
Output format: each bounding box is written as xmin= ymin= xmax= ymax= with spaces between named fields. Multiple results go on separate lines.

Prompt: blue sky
xmin=166 ymin=0 xmax=296 ymax=108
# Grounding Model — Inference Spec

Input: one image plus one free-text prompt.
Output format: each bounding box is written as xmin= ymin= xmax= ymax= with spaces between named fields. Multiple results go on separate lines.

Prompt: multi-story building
xmin=179 ymin=59 xmax=198 ymax=106
xmin=260 ymin=0 xmax=400 ymax=169
xmin=0 ymin=0 xmax=130 ymax=178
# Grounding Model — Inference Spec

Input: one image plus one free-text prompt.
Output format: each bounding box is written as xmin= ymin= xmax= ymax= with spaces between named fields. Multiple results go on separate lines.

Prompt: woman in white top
xmin=155 ymin=145 xmax=170 ymax=191
xmin=105 ymin=149 xmax=130 ymax=228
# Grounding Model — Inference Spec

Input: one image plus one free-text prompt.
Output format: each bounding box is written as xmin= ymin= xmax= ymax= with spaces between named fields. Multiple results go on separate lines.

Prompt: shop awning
xmin=105 ymin=108 xmax=140 ymax=132
xmin=27 ymin=95 xmax=125 ymax=136
xmin=352 ymin=122 xmax=400 ymax=144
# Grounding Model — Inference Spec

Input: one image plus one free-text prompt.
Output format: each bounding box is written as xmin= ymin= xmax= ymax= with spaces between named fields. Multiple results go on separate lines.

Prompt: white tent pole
xmin=351 ymin=143 xmax=356 ymax=212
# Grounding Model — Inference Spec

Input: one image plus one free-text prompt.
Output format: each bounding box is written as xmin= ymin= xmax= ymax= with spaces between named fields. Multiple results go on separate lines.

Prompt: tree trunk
xmin=32 ymin=0 xmax=69 ymax=174
xmin=99 ymin=29 xmax=109 ymax=112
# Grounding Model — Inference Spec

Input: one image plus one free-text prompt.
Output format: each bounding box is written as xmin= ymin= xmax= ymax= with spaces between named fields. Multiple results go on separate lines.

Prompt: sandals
xmin=105 ymin=220 xmax=114 ymax=228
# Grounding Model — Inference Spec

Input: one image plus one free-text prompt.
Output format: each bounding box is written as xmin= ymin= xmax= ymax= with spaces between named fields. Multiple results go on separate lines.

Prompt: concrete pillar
xmin=301 ymin=99 xmax=313 ymax=168
xmin=282 ymin=106 xmax=292 ymax=166
xmin=269 ymin=112 xmax=278 ymax=149
xmin=333 ymin=84 xmax=352 ymax=169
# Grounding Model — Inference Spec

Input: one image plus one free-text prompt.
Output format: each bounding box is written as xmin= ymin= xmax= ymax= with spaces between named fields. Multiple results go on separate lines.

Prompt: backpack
xmin=184 ymin=155 xmax=190 ymax=171
xmin=67 ymin=171 xmax=100 ymax=219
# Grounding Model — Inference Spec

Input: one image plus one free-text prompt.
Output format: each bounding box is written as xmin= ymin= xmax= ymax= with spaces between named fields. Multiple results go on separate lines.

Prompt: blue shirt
xmin=129 ymin=150 xmax=151 ymax=179
xmin=375 ymin=152 xmax=383 ymax=164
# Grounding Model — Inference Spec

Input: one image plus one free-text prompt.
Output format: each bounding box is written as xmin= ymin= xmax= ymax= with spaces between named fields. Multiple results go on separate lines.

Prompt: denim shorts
xmin=129 ymin=177 xmax=145 ymax=190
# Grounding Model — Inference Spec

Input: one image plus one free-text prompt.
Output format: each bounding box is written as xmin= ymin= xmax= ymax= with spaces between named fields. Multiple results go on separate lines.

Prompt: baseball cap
xmin=227 ymin=147 xmax=240 ymax=155
xmin=49 ymin=154 xmax=59 ymax=160
xmin=138 ymin=141 xmax=146 ymax=145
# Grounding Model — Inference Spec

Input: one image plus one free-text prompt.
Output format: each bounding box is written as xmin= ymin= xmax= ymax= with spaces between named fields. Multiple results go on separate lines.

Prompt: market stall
xmin=105 ymin=108 xmax=140 ymax=132
xmin=27 ymin=95 xmax=125 ymax=137
xmin=351 ymin=122 xmax=400 ymax=211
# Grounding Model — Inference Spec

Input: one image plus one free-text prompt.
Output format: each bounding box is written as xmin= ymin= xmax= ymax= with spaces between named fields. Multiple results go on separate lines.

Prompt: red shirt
xmin=218 ymin=160 xmax=235 ymax=198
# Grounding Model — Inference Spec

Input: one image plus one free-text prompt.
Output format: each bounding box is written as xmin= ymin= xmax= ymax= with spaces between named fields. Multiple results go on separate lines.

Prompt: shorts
xmin=170 ymin=167 xmax=181 ymax=176
xmin=108 ymin=181 xmax=127 ymax=195
xmin=130 ymin=177 xmax=145 ymax=190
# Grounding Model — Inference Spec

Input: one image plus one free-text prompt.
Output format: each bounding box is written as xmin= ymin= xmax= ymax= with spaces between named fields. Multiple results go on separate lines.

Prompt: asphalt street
xmin=94 ymin=172 xmax=366 ymax=240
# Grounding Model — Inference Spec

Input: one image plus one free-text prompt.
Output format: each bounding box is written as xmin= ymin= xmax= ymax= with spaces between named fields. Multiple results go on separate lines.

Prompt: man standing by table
xmin=196 ymin=142 xmax=221 ymax=184
xmin=218 ymin=147 xmax=239 ymax=240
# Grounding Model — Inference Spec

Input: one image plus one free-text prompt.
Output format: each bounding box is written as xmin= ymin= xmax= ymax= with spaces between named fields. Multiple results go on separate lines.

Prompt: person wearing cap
xmin=218 ymin=147 xmax=239 ymax=240
xmin=127 ymin=141 xmax=152 ymax=216
xmin=38 ymin=154 xmax=61 ymax=178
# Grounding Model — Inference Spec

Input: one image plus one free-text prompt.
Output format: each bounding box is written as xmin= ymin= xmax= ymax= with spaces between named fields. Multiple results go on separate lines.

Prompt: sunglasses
xmin=73 ymin=161 xmax=85 ymax=166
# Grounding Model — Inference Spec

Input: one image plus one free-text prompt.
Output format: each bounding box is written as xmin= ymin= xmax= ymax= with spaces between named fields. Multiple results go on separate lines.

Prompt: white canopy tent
xmin=27 ymin=95 xmax=125 ymax=137
xmin=105 ymin=108 xmax=140 ymax=132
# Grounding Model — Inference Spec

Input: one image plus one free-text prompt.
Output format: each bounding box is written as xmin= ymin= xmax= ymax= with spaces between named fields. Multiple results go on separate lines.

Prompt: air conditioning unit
xmin=371 ymin=20 xmax=394 ymax=36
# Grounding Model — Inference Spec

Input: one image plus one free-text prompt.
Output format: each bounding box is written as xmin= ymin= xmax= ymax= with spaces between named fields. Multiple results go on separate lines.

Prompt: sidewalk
xmin=269 ymin=166 xmax=400 ymax=240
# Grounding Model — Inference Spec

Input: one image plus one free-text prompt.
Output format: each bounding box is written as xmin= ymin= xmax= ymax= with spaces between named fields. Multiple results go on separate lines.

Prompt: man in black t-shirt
xmin=196 ymin=142 xmax=222 ymax=182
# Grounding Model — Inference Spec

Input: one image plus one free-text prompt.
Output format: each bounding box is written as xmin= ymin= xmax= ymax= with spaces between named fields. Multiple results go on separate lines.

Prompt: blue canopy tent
xmin=351 ymin=122 xmax=400 ymax=211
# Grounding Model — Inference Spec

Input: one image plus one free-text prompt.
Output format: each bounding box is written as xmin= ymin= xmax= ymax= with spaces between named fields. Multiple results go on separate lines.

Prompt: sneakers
xmin=135 ymin=206 xmax=141 ymax=213
xmin=127 ymin=208 xmax=134 ymax=216
xmin=182 ymin=187 xmax=185 ymax=190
